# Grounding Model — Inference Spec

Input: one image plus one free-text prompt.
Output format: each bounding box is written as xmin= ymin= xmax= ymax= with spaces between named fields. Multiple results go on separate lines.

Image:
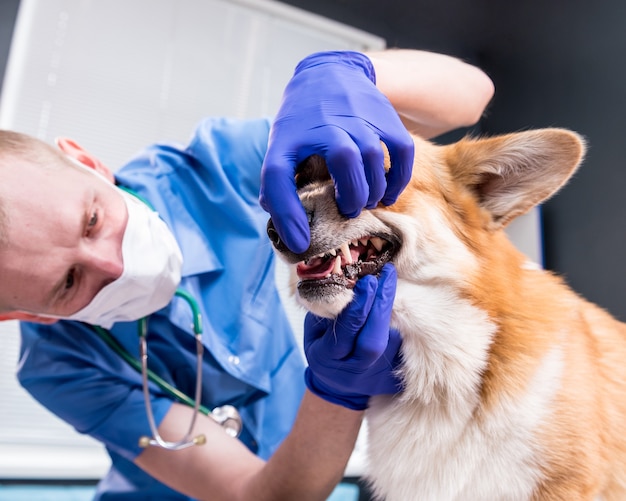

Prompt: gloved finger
xmin=303 ymin=312 xmax=331 ymax=352
xmin=321 ymin=275 xmax=377 ymax=360
xmin=379 ymin=126 xmax=415 ymax=207
xmin=357 ymin=127 xmax=387 ymax=209
xmin=351 ymin=264 xmax=398 ymax=365
xmin=386 ymin=328 xmax=403 ymax=361
xmin=324 ymin=127 xmax=369 ymax=219
xmin=259 ymin=158 xmax=310 ymax=254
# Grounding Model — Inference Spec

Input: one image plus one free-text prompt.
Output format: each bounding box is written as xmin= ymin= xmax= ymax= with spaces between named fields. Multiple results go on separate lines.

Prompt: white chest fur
xmin=363 ymin=282 xmax=563 ymax=501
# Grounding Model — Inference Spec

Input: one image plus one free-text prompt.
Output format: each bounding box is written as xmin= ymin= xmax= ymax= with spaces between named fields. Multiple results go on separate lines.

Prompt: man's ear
xmin=0 ymin=312 xmax=58 ymax=324
xmin=55 ymin=137 xmax=115 ymax=184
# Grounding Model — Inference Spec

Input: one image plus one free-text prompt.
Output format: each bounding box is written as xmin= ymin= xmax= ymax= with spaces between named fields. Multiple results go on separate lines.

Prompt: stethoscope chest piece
xmin=210 ymin=405 xmax=243 ymax=438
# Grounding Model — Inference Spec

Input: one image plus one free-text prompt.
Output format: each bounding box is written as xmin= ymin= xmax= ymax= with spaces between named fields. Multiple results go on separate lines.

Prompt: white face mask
xmin=64 ymin=187 xmax=183 ymax=328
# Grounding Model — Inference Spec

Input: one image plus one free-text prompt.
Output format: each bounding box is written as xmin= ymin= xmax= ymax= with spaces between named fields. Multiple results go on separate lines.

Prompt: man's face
xmin=0 ymin=156 xmax=127 ymax=316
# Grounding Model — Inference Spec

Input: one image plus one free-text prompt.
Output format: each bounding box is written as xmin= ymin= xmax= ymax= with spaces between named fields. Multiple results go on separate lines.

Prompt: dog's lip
xmin=295 ymin=234 xmax=399 ymax=287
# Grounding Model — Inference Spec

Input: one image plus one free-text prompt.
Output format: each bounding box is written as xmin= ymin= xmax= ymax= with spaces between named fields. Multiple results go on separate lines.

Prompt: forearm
xmin=367 ymin=49 xmax=495 ymax=138
xmin=135 ymin=394 xmax=363 ymax=501
xmin=247 ymin=390 xmax=363 ymax=500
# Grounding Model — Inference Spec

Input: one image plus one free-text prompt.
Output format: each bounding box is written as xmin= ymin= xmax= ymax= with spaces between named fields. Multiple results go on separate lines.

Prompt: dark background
xmin=1 ymin=0 xmax=625 ymax=322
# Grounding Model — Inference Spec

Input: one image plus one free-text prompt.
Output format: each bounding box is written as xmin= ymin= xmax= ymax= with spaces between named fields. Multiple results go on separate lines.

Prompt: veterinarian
xmin=0 ymin=50 xmax=493 ymax=500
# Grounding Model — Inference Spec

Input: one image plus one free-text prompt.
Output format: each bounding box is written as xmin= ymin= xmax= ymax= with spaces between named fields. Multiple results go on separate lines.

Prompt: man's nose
xmin=88 ymin=246 xmax=124 ymax=284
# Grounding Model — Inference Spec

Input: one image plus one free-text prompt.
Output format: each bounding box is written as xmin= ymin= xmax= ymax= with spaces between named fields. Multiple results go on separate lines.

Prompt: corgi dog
xmin=267 ymin=129 xmax=626 ymax=500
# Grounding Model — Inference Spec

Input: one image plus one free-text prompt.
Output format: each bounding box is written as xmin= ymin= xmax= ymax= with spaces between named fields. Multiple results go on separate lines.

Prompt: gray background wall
xmin=1 ymin=0 xmax=625 ymax=321
xmin=0 ymin=1 xmax=19 ymax=88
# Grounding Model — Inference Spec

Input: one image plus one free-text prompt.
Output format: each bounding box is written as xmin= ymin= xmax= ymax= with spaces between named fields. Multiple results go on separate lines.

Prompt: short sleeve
xmin=18 ymin=321 xmax=171 ymax=462
xmin=186 ymin=117 xmax=271 ymax=206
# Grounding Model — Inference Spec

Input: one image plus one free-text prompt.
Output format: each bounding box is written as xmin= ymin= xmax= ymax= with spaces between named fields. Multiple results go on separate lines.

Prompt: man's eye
xmin=85 ymin=211 xmax=98 ymax=237
xmin=65 ymin=270 xmax=75 ymax=290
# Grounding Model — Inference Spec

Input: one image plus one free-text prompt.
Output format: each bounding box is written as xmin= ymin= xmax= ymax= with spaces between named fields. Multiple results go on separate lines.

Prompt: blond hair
xmin=0 ymin=129 xmax=67 ymax=165
xmin=0 ymin=130 xmax=67 ymax=247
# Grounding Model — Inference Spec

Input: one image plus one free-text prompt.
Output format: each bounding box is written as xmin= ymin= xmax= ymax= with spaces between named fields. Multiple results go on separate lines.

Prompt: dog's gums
xmin=296 ymin=235 xmax=395 ymax=289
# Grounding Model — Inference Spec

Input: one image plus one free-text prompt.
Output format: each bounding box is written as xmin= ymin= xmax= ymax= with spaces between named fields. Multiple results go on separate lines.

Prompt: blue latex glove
xmin=303 ymin=264 xmax=403 ymax=410
xmin=260 ymin=51 xmax=415 ymax=253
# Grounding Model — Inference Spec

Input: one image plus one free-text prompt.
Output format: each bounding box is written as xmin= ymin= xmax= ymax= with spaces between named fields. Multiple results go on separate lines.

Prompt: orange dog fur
xmin=271 ymin=129 xmax=626 ymax=500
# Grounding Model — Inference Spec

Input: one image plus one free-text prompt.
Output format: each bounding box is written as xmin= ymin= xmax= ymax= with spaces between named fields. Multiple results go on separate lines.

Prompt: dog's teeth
xmin=359 ymin=238 xmax=369 ymax=246
xmin=332 ymin=255 xmax=342 ymax=275
xmin=370 ymin=237 xmax=384 ymax=252
xmin=340 ymin=242 xmax=353 ymax=264
xmin=329 ymin=248 xmax=337 ymax=256
xmin=351 ymin=239 xmax=359 ymax=247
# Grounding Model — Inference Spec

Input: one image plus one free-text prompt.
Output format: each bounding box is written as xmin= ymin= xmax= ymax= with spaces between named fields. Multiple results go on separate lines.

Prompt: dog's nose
xmin=266 ymin=219 xmax=287 ymax=253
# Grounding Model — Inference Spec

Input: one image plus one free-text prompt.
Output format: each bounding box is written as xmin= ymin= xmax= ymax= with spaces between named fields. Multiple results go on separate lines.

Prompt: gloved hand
xmin=303 ymin=264 xmax=403 ymax=410
xmin=260 ymin=51 xmax=414 ymax=253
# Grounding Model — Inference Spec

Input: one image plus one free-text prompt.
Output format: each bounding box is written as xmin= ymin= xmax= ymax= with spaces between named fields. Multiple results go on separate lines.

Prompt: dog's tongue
xmin=297 ymin=256 xmax=335 ymax=280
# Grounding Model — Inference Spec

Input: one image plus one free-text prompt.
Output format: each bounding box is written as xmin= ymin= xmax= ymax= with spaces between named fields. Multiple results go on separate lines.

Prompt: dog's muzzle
xmin=266 ymin=218 xmax=288 ymax=253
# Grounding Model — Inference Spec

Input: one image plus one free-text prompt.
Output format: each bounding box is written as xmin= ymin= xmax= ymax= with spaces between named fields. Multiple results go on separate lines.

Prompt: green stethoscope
xmin=89 ymin=186 xmax=242 ymax=450
xmin=91 ymin=279 xmax=242 ymax=451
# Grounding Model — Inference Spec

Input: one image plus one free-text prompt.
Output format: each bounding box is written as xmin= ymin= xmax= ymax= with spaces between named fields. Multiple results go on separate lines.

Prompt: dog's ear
xmin=446 ymin=128 xmax=585 ymax=229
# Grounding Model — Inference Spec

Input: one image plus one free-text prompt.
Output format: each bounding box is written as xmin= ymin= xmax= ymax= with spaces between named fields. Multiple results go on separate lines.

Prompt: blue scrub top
xmin=18 ymin=117 xmax=306 ymax=500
